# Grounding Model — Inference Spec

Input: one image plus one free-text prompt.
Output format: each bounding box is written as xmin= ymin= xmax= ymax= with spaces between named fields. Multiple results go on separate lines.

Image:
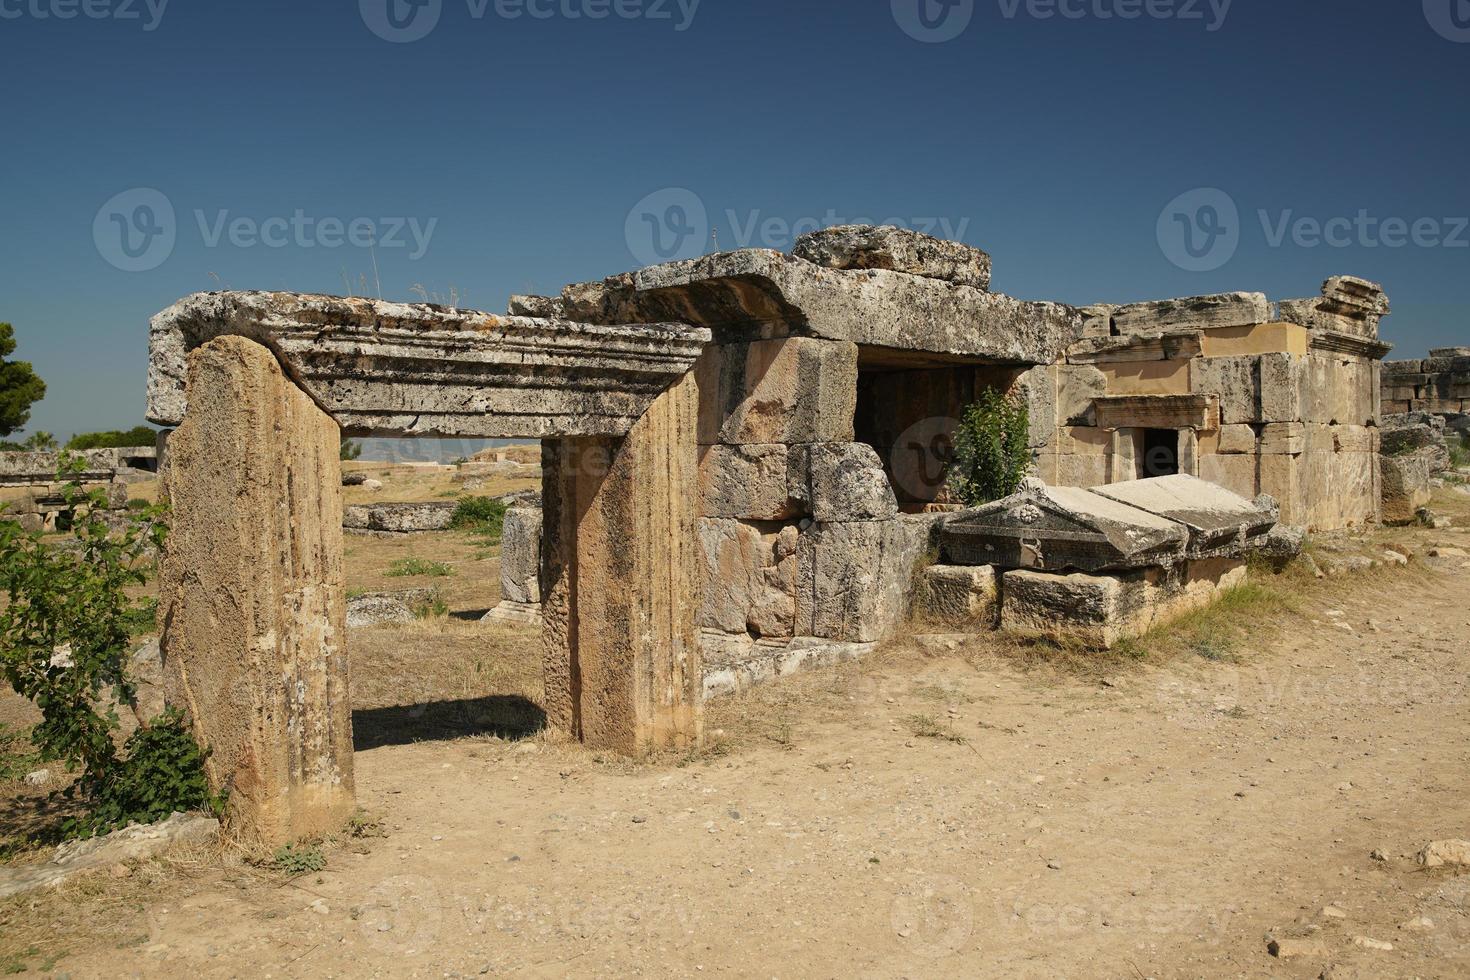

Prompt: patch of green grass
xmin=0 ymin=724 xmax=42 ymax=782
xmin=412 ymin=593 xmax=450 ymax=619
xmin=271 ymin=843 xmax=326 ymax=876
xmin=450 ymin=496 xmax=508 ymax=544
xmin=120 ymin=597 xmax=158 ymax=638
xmin=904 ymin=713 xmax=968 ymax=745
xmin=386 ymin=558 xmax=454 ymax=578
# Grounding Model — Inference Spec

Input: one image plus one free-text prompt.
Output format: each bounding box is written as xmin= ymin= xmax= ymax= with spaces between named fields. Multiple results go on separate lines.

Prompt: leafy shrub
xmin=946 ymin=389 xmax=1033 ymax=506
xmin=68 ymin=708 xmax=224 ymax=838
xmin=386 ymin=557 xmax=453 ymax=578
xmin=64 ymin=425 xmax=157 ymax=451
xmin=450 ymin=495 xmax=507 ymax=539
xmin=271 ymin=842 xmax=326 ymax=876
xmin=340 ymin=439 xmax=363 ymax=461
xmin=0 ymin=456 xmax=217 ymax=838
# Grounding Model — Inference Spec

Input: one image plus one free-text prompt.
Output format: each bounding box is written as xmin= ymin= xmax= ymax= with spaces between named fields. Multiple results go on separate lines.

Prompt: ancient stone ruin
xmin=144 ymin=226 xmax=1395 ymax=847
xmin=0 ymin=446 xmax=157 ymax=532
xmin=1379 ymin=347 xmax=1469 ymax=523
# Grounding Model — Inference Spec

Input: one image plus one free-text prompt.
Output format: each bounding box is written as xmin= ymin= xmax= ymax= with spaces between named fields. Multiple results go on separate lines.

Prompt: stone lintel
xmin=147 ymin=291 xmax=710 ymax=438
xmin=1093 ymin=394 xmax=1220 ymax=432
xmin=596 ymin=248 xmax=1081 ymax=363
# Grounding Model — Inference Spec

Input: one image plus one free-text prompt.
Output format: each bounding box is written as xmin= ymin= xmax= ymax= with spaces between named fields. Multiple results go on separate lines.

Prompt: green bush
xmin=340 ymin=439 xmax=363 ymax=461
xmin=0 ymin=456 xmax=218 ymax=838
xmin=450 ymin=496 xmax=507 ymax=540
xmin=946 ymin=389 xmax=1032 ymax=506
xmin=64 ymin=425 xmax=157 ymax=451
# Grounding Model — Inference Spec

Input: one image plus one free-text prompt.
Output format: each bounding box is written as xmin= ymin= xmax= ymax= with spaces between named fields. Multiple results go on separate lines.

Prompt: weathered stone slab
xmin=1093 ymin=394 xmax=1219 ymax=432
xmin=148 ymin=291 xmax=710 ymax=438
xmin=1110 ymin=293 xmax=1271 ymax=335
xmin=791 ymin=225 xmax=992 ymax=291
xmin=347 ymin=589 xmax=437 ymax=627
xmin=942 ymin=480 xmax=1188 ymax=573
xmin=499 ymin=506 xmax=543 ymax=605
xmin=626 ymin=249 xmax=1083 ymax=363
xmin=700 ymin=633 xmax=877 ymax=699
xmin=1380 ymin=453 xmax=1431 ymax=525
xmin=1217 ymin=424 xmax=1257 ymax=454
xmin=0 ymin=812 xmax=219 ymax=900
xmin=158 ymin=336 xmax=354 ymax=849
xmin=795 ymin=515 xmax=939 ymax=643
xmin=694 ymin=517 xmax=766 ymax=635
xmin=1090 ymin=474 xmax=1278 ymax=554
xmin=698 ymin=444 xmax=797 ymax=520
xmin=695 ymin=338 xmax=858 ymax=445
xmin=1000 ymin=559 xmax=1247 ymax=649
xmin=790 ymin=442 xmax=898 ymax=522
xmin=919 ymin=564 xmax=998 ymax=627
xmin=343 ymin=501 xmax=456 ymax=534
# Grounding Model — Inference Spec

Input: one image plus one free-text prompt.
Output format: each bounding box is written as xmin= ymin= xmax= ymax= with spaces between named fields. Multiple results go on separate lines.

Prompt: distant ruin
xmin=0 ymin=446 xmax=157 ymax=532
xmin=144 ymin=225 xmax=1393 ymax=846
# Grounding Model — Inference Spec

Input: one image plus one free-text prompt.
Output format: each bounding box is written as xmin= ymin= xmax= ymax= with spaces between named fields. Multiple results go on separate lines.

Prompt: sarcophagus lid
xmin=941 ymin=479 xmax=1188 ymax=573
xmin=1091 ymin=475 xmax=1278 ymax=555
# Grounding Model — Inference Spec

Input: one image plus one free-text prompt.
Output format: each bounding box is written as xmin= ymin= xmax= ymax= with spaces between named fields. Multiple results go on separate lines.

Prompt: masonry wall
xmin=1382 ymin=348 xmax=1470 ymax=422
xmin=691 ymin=337 xmax=944 ymax=696
xmin=1029 ymin=311 xmax=1386 ymax=531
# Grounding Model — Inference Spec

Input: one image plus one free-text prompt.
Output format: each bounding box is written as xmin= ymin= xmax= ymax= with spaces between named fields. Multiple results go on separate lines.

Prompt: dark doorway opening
xmin=1140 ymin=428 xmax=1180 ymax=478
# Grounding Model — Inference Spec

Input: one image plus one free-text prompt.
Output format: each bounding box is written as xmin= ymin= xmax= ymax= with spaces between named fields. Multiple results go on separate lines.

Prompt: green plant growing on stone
xmin=0 ymin=457 xmax=220 ymax=837
xmin=946 ymin=389 xmax=1032 ymax=506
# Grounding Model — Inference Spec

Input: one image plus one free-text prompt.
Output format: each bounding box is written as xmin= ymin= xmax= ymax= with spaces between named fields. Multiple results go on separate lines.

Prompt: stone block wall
xmin=691 ymin=337 xmax=944 ymax=695
xmin=1031 ymin=281 xmax=1391 ymax=531
xmin=1382 ymin=348 xmax=1470 ymax=434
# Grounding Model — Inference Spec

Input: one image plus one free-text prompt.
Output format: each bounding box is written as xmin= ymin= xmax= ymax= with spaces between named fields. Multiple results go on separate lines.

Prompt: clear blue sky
xmin=2 ymin=0 xmax=1467 ymax=441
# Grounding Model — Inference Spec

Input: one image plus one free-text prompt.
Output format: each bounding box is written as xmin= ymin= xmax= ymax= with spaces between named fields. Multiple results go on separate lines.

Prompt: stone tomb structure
xmin=145 ymin=226 xmax=1389 ymax=845
xmin=933 ymin=475 xmax=1278 ymax=649
xmin=0 ymin=446 xmax=158 ymax=532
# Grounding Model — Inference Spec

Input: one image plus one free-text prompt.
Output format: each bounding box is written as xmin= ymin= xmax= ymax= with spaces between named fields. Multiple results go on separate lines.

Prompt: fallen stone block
xmin=343 ymin=501 xmax=456 ymax=534
xmin=791 ymin=224 xmax=992 ymax=291
xmin=919 ymin=564 xmax=998 ymax=627
xmin=0 ymin=812 xmax=219 ymax=900
xmin=1416 ymin=839 xmax=1470 ymax=869
xmin=346 ymin=589 xmax=438 ymax=627
xmin=1380 ymin=454 xmax=1433 ymax=525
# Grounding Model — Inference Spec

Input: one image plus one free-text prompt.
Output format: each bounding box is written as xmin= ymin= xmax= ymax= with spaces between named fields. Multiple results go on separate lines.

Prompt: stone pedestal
xmin=158 ymin=336 xmax=353 ymax=849
xmin=542 ymin=374 xmax=703 ymax=756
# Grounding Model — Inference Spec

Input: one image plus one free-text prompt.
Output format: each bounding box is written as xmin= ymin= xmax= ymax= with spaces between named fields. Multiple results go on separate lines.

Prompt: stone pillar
xmin=541 ymin=373 xmax=703 ymax=756
xmin=158 ymin=336 xmax=353 ymax=849
xmin=1108 ymin=429 xmax=1137 ymax=483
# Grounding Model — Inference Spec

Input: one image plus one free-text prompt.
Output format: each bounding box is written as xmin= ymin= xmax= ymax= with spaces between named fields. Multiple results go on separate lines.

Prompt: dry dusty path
xmin=9 ymin=524 xmax=1470 ymax=979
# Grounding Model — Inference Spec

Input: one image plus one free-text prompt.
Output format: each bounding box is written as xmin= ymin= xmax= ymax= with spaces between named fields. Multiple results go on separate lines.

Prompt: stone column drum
xmin=157 ymin=336 xmax=354 ymax=848
xmin=541 ymin=374 xmax=703 ymax=756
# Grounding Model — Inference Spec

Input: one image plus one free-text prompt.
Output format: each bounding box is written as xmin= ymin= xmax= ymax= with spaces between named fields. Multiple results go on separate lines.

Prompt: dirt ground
xmin=2 ymin=491 xmax=1469 ymax=978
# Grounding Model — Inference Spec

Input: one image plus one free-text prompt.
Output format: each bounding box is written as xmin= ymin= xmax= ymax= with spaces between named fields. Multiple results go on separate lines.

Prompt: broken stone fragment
xmin=791 ymin=224 xmax=992 ymax=291
xmin=498 ymin=506 xmax=543 ymax=605
xmin=919 ymin=565 xmax=998 ymax=627
xmin=1415 ymin=839 xmax=1470 ymax=869
xmin=1109 ymin=292 xmax=1271 ymax=335
xmin=506 ymin=294 xmax=566 ymax=318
